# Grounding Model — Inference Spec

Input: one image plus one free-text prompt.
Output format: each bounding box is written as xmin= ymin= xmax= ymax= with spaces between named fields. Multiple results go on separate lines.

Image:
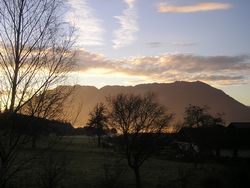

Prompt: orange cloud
xmin=158 ymin=2 xmax=232 ymax=13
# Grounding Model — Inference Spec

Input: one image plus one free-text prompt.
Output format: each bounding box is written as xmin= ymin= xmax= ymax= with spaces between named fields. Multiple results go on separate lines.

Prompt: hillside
xmin=61 ymin=81 xmax=250 ymax=127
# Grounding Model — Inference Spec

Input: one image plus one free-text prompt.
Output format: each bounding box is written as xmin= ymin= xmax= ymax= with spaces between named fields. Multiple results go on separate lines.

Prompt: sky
xmin=64 ymin=0 xmax=250 ymax=106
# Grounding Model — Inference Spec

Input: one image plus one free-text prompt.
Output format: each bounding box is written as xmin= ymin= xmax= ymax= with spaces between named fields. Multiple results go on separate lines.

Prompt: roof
xmin=227 ymin=122 xmax=250 ymax=129
xmin=177 ymin=126 xmax=250 ymax=149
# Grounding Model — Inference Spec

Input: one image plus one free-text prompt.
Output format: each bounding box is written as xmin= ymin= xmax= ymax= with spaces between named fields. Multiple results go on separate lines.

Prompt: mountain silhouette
xmin=60 ymin=81 xmax=250 ymax=127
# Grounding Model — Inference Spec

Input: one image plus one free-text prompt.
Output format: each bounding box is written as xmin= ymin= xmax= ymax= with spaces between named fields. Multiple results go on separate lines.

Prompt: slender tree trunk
xmin=9 ymin=3 xmax=23 ymax=113
xmin=9 ymin=69 xmax=18 ymax=112
xmin=134 ymin=167 xmax=141 ymax=188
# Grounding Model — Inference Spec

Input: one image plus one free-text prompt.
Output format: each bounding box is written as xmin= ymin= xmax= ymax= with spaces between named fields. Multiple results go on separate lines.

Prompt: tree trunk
xmin=9 ymin=70 xmax=18 ymax=112
xmin=134 ymin=167 xmax=141 ymax=188
xmin=9 ymin=4 xmax=23 ymax=113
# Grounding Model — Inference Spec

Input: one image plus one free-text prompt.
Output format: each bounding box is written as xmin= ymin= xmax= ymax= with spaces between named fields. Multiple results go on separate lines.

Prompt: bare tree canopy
xmin=108 ymin=93 xmax=173 ymax=134
xmin=0 ymin=1 xmax=75 ymax=187
xmin=0 ymin=0 xmax=75 ymax=113
xmin=108 ymin=93 xmax=173 ymax=188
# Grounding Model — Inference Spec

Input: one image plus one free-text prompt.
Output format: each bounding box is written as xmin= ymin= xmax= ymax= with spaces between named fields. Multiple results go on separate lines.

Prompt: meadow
xmin=13 ymin=135 xmax=239 ymax=188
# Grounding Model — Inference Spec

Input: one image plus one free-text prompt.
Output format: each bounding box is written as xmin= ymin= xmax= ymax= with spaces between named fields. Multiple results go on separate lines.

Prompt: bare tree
xmin=25 ymin=88 xmax=68 ymax=120
xmin=87 ymin=102 xmax=108 ymax=147
xmin=108 ymin=93 xmax=173 ymax=188
xmin=0 ymin=0 xmax=75 ymax=187
xmin=0 ymin=0 xmax=75 ymax=113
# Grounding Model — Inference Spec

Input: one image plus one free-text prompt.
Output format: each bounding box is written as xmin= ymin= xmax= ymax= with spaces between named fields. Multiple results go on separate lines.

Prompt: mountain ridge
xmin=60 ymin=81 xmax=250 ymax=127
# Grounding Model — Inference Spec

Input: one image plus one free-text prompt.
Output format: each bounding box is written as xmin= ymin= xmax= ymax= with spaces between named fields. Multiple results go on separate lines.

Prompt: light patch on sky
xmin=222 ymin=84 xmax=250 ymax=106
xmin=71 ymin=68 xmax=150 ymax=88
xmin=158 ymin=2 xmax=232 ymax=13
xmin=66 ymin=0 xmax=104 ymax=47
xmin=112 ymin=0 xmax=139 ymax=49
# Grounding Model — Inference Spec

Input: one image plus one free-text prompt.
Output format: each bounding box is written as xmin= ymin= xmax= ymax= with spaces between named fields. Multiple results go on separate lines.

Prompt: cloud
xmin=146 ymin=41 xmax=196 ymax=48
xmin=75 ymin=50 xmax=250 ymax=86
xmin=125 ymin=0 xmax=136 ymax=8
xmin=66 ymin=0 xmax=104 ymax=47
xmin=146 ymin=42 xmax=163 ymax=48
xmin=171 ymin=42 xmax=196 ymax=47
xmin=113 ymin=0 xmax=139 ymax=49
xmin=158 ymin=2 xmax=232 ymax=13
xmin=192 ymin=75 xmax=247 ymax=85
xmin=74 ymin=50 xmax=113 ymax=71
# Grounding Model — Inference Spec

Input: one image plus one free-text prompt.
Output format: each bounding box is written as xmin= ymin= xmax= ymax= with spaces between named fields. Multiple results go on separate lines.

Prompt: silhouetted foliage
xmin=87 ymin=103 xmax=108 ymax=147
xmin=108 ymin=93 xmax=173 ymax=188
xmin=184 ymin=104 xmax=224 ymax=128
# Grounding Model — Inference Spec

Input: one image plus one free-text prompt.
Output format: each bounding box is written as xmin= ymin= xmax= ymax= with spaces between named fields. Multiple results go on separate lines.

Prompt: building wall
xmin=213 ymin=149 xmax=250 ymax=158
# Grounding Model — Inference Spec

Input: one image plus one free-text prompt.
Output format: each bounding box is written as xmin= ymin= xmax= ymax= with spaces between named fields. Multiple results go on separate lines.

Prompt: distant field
xmin=12 ymin=136 xmax=244 ymax=188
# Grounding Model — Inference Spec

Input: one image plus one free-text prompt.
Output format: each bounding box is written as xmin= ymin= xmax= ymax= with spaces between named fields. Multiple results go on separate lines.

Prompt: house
xmin=176 ymin=126 xmax=225 ymax=158
xmin=227 ymin=122 xmax=250 ymax=129
xmin=176 ymin=123 xmax=250 ymax=159
xmin=225 ymin=122 xmax=250 ymax=158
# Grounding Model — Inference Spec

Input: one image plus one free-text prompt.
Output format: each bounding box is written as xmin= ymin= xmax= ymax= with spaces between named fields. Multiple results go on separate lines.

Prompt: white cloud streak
xmin=158 ymin=2 xmax=232 ymax=13
xmin=113 ymin=0 xmax=139 ymax=49
xmin=66 ymin=0 xmax=104 ymax=47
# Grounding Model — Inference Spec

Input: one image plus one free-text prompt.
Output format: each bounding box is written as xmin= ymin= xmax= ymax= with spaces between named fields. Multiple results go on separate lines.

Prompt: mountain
xmin=60 ymin=81 xmax=250 ymax=127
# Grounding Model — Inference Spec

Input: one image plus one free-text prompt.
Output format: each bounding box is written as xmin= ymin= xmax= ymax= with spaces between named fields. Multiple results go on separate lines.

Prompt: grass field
xmin=10 ymin=136 xmax=246 ymax=188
